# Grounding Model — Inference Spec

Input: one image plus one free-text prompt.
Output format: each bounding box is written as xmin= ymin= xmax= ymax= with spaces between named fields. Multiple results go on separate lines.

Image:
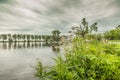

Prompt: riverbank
xmin=35 ymin=38 xmax=120 ymax=80
xmin=0 ymin=41 xmax=46 ymax=42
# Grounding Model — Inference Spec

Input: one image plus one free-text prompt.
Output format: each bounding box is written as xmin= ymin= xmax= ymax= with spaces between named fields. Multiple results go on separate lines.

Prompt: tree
xmin=104 ymin=25 xmax=120 ymax=40
xmin=31 ymin=35 xmax=35 ymax=41
xmin=7 ymin=34 xmax=12 ymax=42
xmin=17 ymin=34 xmax=22 ymax=41
xmin=1 ymin=34 xmax=7 ymax=42
xmin=27 ymin=35 xmax=30 ymax=42
xmin=71 ymin=18 xmax=98 ymax=38
xmin=12 ymin=34 xmax=17 ymax=42
xmin=22 ymin=34 xmax=26 ymax=41
xmin=51 ymin=30 xmax=61 ymax=41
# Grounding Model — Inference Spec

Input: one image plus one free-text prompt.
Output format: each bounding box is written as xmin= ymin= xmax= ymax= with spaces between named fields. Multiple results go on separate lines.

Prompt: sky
xmin=0 ymin=0 xmax=120 ymax=34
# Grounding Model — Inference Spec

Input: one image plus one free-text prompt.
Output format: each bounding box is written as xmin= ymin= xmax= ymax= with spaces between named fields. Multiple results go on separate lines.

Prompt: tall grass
xmin=35 ymin=37 xmax=120 ymax=80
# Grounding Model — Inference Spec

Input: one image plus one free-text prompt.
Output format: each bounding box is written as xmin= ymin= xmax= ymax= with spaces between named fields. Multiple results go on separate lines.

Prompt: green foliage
xmin=104 ymin=44 xmax=118 ymax=55
xmin=88 ymin=34 xmax=103 ymax=41
xmin=104 ymin=25 xmax=120 ymax=40
xmin=51 ymin=30 xmax=61 ymax=41
xmin=35 ymin=61 xmax=53 ymax=80
xmin=1 ymin=34 xmax=7 ymax=41
xmin=35 ymin=38 xmax=120 ymax=80
xmin=70 ymin=18 xmax=98 ymax=38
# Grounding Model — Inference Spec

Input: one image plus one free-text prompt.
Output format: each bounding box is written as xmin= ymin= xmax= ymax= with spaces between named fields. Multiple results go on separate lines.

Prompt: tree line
xmin=0 ymin=34 xmax=52 ymax=42
xmin=104 ymin=25 xmax=120 ymax=40
xmin=0 ymin=30 xmax=62 ymax=42
xmin=68 ymin=18 xmax=120 ymax=41
xmin=0 ymin=18 xmax=119 ymax=43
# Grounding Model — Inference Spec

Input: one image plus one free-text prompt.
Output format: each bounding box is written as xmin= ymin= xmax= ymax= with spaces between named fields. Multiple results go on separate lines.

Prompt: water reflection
xmin=52 ymin=43 xmax=60 ymax=52
xmin=0 ymin=42 xmax=60 ymax=52
xmin=0 ymin=42 xmax=63 ymax=80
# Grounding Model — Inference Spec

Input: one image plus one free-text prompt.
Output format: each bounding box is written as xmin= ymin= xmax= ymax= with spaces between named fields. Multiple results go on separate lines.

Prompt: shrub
xmin=35 ymin=38 xmax=120 ymax=80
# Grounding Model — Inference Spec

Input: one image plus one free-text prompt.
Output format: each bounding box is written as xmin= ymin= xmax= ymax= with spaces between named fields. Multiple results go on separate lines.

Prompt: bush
xmin=35 ymin=38 xmax=120 ymax=80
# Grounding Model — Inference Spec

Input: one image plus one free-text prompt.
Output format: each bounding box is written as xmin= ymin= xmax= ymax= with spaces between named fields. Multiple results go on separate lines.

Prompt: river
xmin=0 ymin=42 xmax=64 ymax=80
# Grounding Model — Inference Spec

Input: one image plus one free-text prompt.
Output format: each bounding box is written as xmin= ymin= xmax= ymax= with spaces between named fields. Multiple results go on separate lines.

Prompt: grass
xmin=108 ymin=40 xmax=120 ymax=42
xmin=116 ymin=44 xmax=120 ymax=48
xmin=116 ymin=44 xmax=120 ymax=56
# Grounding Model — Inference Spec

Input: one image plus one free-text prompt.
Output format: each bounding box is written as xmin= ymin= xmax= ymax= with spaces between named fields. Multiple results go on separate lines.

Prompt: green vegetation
xmin=51 ymin=30 xmax=61 ymax=41
xmin=108 ymin=40 xmax=120 ymax=42
xmin=35 ymin=18 xmax=120 ymax=80
xmin=35 ymin=38 xmax=120 ymax=80
xmin=104 ymin=25 xmax=120 ymax=40
xmin=117 ymin=44 xmax=120 ymax=47
xmin=69 ymin=18 xmax=98 ymax=38
xmin=0 ymin=30 xmax=61 ymax=42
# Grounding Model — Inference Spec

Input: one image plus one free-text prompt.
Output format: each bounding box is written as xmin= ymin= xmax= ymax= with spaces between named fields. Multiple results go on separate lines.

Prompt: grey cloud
xmin=0 ymin=0 xmax=15 ymax=4
xmin=0 ymin=0 xmax=10 ymax=3
xmin=0 ymin=0 xmax=120 ymax=34
xmin=113 ymin=0 xmax=120 ymax=7
xmin=0 ymin=28 xmax=32 ymax=31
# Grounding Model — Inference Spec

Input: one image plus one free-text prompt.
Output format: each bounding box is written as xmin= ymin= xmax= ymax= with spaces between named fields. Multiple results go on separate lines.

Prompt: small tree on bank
xmin=71 ymin=18 xmax=98 ymax=38
xmin=51 ymin=30 xmax=61 ymax=41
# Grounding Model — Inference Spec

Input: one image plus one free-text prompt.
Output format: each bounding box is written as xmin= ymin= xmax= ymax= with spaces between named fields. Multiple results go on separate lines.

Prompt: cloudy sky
xmin=0 ymin=0 xmax=120 ymax=34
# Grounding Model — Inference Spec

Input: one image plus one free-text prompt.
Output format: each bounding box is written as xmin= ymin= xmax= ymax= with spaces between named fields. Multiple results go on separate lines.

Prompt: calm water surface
xmin=0 ymin=42 xmax=64 ymax=80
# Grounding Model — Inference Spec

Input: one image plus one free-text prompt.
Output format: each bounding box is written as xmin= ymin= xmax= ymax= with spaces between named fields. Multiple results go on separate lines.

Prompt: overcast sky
xmin=0 ymin=0 xmax=120 ymax=34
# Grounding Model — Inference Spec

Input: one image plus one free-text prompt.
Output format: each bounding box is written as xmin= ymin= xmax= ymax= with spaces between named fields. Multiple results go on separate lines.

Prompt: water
xmin=0 ymin=42 xmax=63 ymax=80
